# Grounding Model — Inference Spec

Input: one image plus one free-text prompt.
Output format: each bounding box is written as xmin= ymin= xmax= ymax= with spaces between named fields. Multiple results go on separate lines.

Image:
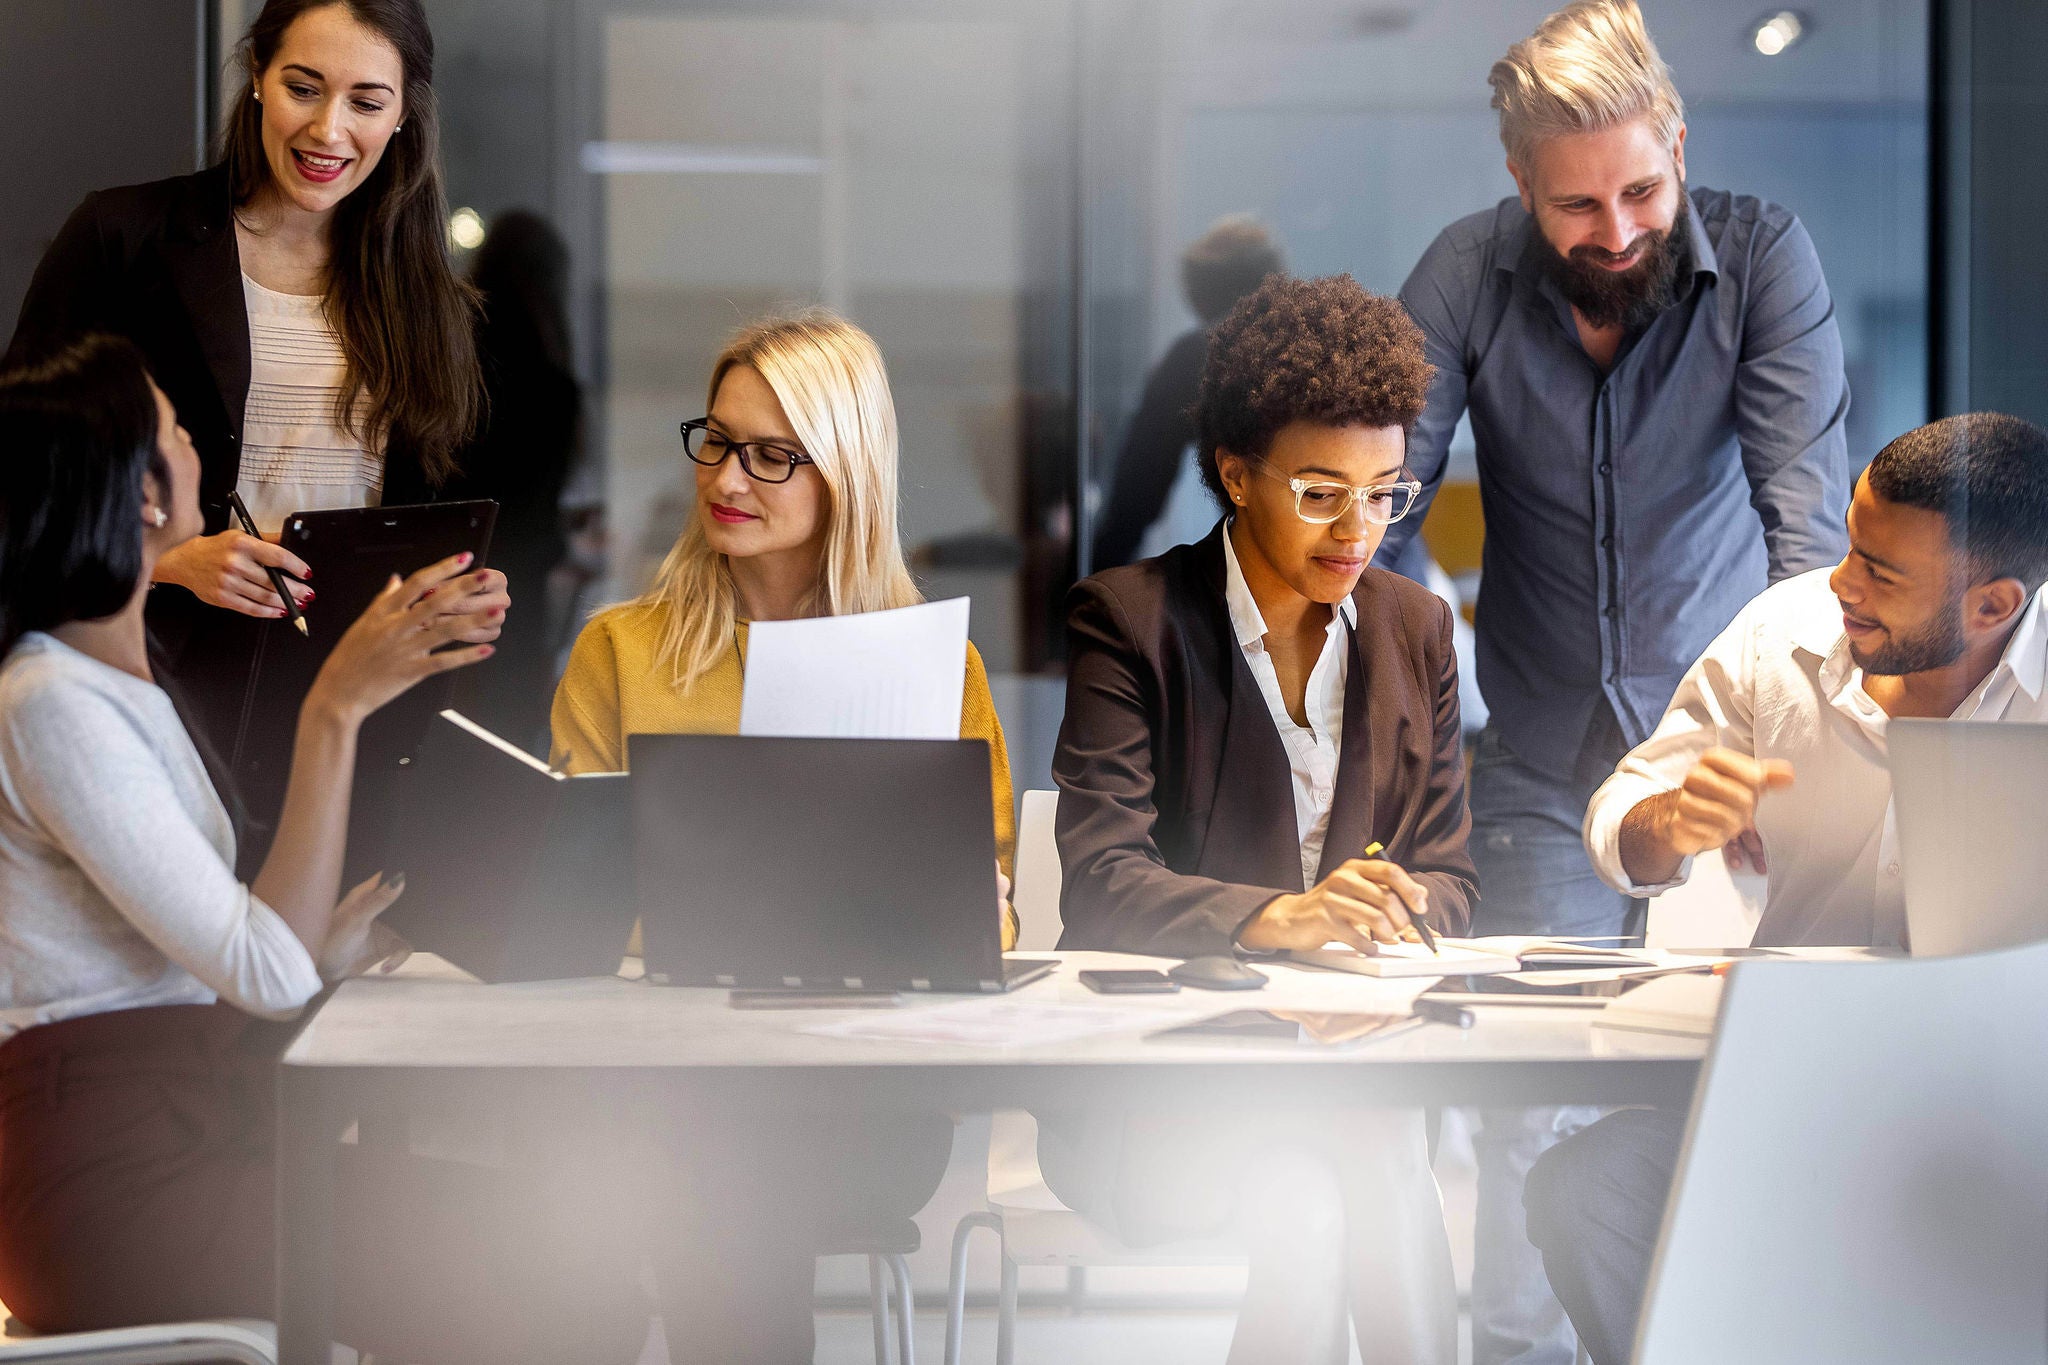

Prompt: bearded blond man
xmin=1372 ymin=4 xmax=1852 ymax=1362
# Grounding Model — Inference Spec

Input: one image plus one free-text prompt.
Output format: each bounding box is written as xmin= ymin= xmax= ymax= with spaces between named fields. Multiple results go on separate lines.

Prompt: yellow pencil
xmin=1364 ymin=841 xmax=1437 ymax=954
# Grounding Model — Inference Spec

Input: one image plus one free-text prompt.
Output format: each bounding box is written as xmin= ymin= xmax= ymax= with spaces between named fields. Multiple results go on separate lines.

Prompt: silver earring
xmin=148 ymin=507 xmax=167 ymax=528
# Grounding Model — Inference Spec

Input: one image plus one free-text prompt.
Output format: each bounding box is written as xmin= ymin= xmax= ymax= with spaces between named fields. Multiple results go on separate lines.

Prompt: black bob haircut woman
xmin=0 ymin=335 xmax=166 ymax=660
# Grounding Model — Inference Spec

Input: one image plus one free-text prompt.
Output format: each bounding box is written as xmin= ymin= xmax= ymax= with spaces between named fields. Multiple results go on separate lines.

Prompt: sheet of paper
xmin=804 ymin=999 xmax=1141 ymax=1048
xmin=739 ymin=597 xmax=969 ymax=740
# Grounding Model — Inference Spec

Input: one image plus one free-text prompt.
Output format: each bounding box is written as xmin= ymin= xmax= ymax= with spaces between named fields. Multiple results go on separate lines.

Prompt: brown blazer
xmin=1052 ymin=524 xmax=1478 ymax=958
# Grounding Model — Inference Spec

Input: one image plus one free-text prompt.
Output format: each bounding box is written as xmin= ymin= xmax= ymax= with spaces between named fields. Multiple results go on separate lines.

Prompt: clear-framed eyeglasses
xmin=680 ymin=418 xmax=814 ymax=484
xmin=1249 ymin=459 xmax=1422 ymax=525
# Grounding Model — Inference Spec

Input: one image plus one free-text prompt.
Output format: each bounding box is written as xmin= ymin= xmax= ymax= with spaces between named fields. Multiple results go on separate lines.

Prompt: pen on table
xmin=1363 ymin=841 xmax=1438 ymax=955
xmin=225 ymin=489 xmax=308 ymax=638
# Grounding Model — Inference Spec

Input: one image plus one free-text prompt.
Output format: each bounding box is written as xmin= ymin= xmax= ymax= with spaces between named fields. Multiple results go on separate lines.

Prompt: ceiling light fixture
xmin=447 ymin=207 xmax=486 ymax=252
xmin=1752 ymin=10 xmax=1807 ymax=56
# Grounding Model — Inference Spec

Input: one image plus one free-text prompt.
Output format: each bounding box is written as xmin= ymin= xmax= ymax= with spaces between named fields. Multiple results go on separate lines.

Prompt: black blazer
xmin=5 ymin=167 xmax=445 ymax=859
xmin=1052 ymin=523 xmax=1479 ymax=958
xmin=5 ymin=165 xmax=443 ymax=528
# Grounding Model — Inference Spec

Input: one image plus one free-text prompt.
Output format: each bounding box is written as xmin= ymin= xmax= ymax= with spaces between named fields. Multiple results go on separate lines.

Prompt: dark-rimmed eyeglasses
xmin=680 ymin=418 xmax=814 ymax=484
xmin=1249 ymin=459 xmax=1422 ymax=526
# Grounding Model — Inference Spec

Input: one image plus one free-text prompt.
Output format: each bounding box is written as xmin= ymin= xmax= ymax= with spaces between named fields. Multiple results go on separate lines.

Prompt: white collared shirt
xmin=1585 ymin=568 xmax=2048 ymax=947
xmin=1222 ymin=524 xmax=1358 ymax=890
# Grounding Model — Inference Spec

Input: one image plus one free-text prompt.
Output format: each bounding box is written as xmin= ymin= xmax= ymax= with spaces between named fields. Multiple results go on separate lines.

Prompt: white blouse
xmin=0 ymin=634 xmax=323 ymax=1035
xmin=1221 ymin=524 xmax=1357 ymax=890
xmin=237 ymin=274 xmax=384 ymax=536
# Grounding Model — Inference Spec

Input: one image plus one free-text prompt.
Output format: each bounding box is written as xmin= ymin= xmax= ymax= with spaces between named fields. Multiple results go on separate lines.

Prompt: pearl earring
xmin=148 ymin=508 xmax=167 ymax=528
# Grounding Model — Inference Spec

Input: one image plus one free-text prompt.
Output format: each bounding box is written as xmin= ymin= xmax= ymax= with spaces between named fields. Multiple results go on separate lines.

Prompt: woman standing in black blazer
xmin=1043 ymin=275 xmax=1475 ymax=1364
xmin=5 ymin=0 xmax=508 ymax=857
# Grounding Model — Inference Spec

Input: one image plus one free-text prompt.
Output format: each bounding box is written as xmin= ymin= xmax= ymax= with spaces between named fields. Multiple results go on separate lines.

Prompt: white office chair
xmin=1633 ymin=938 xmax=2048 ymax=1364
xmin=943 ymin=790 xmax=1248 ymax=1365
xmin=0 ymin=1317 xmax=276 ymax=1364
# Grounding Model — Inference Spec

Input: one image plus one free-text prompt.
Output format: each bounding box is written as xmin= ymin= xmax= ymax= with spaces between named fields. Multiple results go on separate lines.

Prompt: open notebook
xmin=1288 ymin=936 xmax=1661 ymax=979
xmin=380 ymin=710 xmax=636 ymax=982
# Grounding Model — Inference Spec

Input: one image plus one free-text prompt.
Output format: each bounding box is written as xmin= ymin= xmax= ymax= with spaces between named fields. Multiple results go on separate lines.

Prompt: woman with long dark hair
xmin=0 ymin=336 xmax=643 ymax=1359
xmin=4 ymin=0 xmax=508 ymax=862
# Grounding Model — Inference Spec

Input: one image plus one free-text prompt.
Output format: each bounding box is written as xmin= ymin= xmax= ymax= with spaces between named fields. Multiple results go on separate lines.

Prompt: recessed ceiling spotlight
xmin=1352 ymin=7 xmax=1417 ymax=38
xmin=1752 ymin=10 xmax=1808 ymax=56
xmin=447 ymin=206 xmax=486 ymax=252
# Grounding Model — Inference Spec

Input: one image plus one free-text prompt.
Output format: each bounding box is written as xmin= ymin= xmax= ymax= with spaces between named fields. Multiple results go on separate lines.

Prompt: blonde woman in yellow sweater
xmin=551 ymin=311 xmax=1016 ymax=915
xmin=552 ymin=310 xmax=1013 ymax=1360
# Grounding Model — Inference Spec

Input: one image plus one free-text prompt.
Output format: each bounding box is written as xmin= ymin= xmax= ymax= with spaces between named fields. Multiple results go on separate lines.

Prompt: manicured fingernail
xmin=489 ymin=607 xmax=504 ymax=618
xmin=458 ymin=552 xmax=474 ymax=566
xmin=478 ymin=644 xmax=495 ymax=657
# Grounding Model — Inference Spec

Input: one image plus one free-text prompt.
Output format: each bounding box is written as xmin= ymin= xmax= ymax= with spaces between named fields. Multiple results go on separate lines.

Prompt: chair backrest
xmin=1012 ymin=789 xmax=1064 ymax=950
xmin=1643 ymin=847 xmax=1763 ymax=949
xmin=1635 ymin=939 xmax=2048 ymax=1364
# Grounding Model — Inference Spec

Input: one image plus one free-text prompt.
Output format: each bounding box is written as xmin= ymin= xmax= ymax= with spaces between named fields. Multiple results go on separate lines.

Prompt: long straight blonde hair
xmin=638 ymin=310 xmax=923 ymax=688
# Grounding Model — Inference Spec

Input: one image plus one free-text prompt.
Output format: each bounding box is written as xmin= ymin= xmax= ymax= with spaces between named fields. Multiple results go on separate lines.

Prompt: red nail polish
xmin=458 ymin=552 xmax=474 ymax=567
xmin=489 ymin=607 xmax=504 ymax=618
xmin=422 ymin=587 xmax=436 ymax=599
xmin=478 ymin=644 xmax=495 ymax=657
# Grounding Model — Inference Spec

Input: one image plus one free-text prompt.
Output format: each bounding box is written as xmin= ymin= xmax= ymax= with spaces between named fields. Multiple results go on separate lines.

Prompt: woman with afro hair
xmin=1041 ymin=273 xmax=1475 ymax=1363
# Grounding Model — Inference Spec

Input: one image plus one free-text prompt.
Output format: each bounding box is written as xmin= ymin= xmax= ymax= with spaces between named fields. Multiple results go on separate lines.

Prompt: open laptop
xmin=1888 ymin=718 xmax=2048 ymax=957
xmin=629 ymin=734 xmax=1056 ymax=993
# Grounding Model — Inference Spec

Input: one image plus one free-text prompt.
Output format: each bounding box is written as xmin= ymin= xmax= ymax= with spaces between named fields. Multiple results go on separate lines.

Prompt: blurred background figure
xmin=1091 ymin=214 xmax=1285 ymax=571
xmin=453 ymin=209 xmax=583 ymax=753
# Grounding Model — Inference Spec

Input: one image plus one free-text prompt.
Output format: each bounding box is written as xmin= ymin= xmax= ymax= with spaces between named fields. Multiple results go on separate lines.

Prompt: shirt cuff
xmin=1583 ymin=779 xmax=1693 ymax=898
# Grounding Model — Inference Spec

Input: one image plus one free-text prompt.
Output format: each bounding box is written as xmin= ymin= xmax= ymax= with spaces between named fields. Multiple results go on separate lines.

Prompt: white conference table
xmin=273 ymin=950 xmax=1709 ymax=1364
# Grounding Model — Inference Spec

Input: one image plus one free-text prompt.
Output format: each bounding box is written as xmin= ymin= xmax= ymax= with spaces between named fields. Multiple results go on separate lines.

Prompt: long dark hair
xmin=0 ymin=336 xmax=251 ymax=829
xmin=219 ymin=0 xmax=481 ymax=484
xmin=0 ymin=336 xmax=166 ymax=661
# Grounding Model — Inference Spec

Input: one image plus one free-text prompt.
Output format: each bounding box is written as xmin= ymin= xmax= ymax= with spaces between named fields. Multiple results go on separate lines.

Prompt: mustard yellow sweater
xmin=550 ymin=601 xmax=1017 ymax=876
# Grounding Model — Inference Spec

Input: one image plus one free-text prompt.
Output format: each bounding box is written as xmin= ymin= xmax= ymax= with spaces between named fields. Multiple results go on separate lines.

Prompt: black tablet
xmin=270 ymin=500 xmax=498 ymax=883
xmin=278 ymin=500 xmax=499 ymax=655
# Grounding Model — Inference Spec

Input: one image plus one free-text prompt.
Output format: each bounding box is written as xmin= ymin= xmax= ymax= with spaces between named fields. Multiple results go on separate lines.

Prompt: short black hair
xmin=1193 ymin=273 xmax=1434 ymax=508
xmin=0 ymin=335 xmax=165 ymax=659
xmin=1865 ymin=412 xmax=2048 ymax=593
xmin=1181 ymin=216 xmax=1287 ymax=324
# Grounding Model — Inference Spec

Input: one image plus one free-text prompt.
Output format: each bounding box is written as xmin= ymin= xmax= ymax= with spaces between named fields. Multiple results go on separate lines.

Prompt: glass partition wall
xmin=216 ymin=0 xmax=1933 ymax=777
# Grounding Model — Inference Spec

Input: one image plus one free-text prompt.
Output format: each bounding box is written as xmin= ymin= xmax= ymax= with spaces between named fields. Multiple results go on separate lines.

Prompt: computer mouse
xmin=1168 ymin=956 xmax=1270 ymax=991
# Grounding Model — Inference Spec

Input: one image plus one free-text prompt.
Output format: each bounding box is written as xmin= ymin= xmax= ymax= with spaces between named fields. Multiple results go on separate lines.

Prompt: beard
xmin=1851 ymin=602 xmax=1969 ymax=676
xmin=1544 ymin=211 xmax=1686 ymax=331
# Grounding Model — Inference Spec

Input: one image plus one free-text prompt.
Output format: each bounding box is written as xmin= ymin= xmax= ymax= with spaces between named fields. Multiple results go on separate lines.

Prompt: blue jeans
xmin=1465 ymin=713 xmax=1640 ymax=1365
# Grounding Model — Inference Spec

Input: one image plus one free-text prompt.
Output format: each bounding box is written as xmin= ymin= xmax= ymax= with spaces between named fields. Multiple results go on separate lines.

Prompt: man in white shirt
xmin=1522 ymin=411 xmax=2048 ymax=1365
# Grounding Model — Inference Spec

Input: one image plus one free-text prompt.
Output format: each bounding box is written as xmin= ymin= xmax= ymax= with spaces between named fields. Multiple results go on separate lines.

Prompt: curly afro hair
xmin=1193 ymin=273 xmax=1434 ymax=508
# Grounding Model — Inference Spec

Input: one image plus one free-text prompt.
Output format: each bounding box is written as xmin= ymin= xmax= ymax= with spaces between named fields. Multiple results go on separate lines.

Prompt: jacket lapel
xmin=1316 ymin=611 xmax=1378 ymax=884
xmin=1186 ymin=526 xmax=1311 ymax=895
xmin=164 ymin=166 xmax=251 ymax=468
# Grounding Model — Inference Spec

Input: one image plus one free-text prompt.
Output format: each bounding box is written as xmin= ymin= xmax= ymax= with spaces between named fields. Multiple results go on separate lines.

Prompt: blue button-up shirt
xmin=1380 ymin=187 xmax=1851 ymax=782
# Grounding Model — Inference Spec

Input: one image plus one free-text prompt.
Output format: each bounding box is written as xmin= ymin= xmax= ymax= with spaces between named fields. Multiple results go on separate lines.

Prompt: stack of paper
xmin=739 ymin=597 xmax=969 ymax=740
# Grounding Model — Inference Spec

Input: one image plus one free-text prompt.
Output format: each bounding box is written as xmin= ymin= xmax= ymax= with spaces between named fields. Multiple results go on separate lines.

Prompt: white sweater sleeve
xmin=0 ymin=678 xmax=323 ymax=1019
xmin=1583 ymin=602 xmax=1762 ymax=896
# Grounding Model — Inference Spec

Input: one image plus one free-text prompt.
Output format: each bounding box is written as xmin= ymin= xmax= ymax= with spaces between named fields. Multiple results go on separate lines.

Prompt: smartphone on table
xmin=1079 ymin=968 xmax=1180 ymax=994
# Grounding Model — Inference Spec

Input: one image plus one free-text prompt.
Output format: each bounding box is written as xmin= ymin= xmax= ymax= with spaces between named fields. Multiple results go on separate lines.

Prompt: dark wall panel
xmin=1965 ymin=0 xmax=2048 ymax=424
xmin=2 ymin=1 xmax=208 ymax=339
